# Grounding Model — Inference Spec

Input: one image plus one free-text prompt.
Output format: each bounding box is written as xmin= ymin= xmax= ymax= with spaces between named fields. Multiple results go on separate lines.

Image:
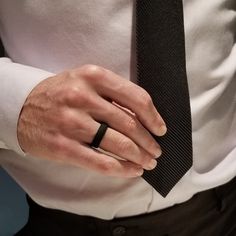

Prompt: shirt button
xmin=112 ymin=226 xmax=127 ymax=236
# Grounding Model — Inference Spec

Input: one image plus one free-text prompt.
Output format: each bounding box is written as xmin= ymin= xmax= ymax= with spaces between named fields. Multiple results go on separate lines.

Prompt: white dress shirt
xmin=0 ymin=0 xmax=235 ymax=220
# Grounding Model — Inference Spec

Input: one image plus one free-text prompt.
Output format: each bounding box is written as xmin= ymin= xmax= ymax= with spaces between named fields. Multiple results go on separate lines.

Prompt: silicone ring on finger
xmin=90 ymin=122 xmax=108 ymax=148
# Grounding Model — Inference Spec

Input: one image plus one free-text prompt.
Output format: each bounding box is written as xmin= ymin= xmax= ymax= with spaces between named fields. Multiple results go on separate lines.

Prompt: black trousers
xmin=15 ymin=177 xmax=236 ymax=236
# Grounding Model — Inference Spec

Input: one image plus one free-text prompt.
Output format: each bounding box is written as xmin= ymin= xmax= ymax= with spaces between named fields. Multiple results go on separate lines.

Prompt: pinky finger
xmin=69 ymin=143 xmax=144 ymax=178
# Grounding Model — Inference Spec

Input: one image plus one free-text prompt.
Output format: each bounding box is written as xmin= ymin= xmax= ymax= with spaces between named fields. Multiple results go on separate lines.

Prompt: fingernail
xmin=157 ymin=125 xmax=167 ymax=136
xmin=155 ymin=148 xmax=162 ymax=158
xmin=135 ymin=168 xmax=144 ymax=176
xmin=146 ymin=159 xmax=157 ymax=170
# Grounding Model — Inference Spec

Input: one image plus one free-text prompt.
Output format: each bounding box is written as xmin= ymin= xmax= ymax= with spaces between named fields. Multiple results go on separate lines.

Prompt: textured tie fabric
xmin=136 ymin=0 xmax=193 ymax=197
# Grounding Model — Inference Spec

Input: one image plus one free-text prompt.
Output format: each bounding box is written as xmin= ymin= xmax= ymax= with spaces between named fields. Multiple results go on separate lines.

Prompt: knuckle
xmin=62 ymin=87 xmax=80 ymax=103
xmin=58 ymin=110 xmax=75 ymax=130
xmin=62 ymin=86 xmax=90 ymax=107
xmin=99 ymin=160 xmax=115 ymax=174
xmin=50 ymin=136 xmax=68 ymax=154
xmin=80 ymin=64 xmax=106 ymax=78
xmin=117 ymin=137 xmax=133 ymax=153
xmin=138 ymin=90 xmax=153 ymax=108
xmin=49 ymin=136 xmax=76 ymax=159
xmin=125 ymin=117 xmax=138 ymax=133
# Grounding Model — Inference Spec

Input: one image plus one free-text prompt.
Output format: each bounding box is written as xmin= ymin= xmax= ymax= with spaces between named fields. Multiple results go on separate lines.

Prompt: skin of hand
xmin=17 ymin=65 xmax=167 ymax=178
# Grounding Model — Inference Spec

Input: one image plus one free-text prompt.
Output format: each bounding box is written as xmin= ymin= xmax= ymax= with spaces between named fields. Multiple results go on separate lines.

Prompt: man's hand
xmin=17 ymin=65 xmax=167 ymax=178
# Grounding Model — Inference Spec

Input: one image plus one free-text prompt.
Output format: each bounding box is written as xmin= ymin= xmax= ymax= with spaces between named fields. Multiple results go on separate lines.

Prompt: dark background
xmin=0 ymin=168 xmax=28 ymax=236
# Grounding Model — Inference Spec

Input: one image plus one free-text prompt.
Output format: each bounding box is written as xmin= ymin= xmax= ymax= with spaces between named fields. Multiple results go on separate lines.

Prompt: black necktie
xmin=0 ymin=39 xmax=4 ymax=57
xmin=136 ymin=0 xmax=193 ymax=197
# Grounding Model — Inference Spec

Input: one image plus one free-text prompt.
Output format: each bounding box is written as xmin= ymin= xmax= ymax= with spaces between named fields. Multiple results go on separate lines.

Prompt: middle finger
xmin=89 ymin=98 xmax=162 ymax=158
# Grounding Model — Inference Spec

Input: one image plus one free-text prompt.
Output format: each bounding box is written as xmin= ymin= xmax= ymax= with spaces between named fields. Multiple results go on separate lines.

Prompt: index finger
xmin=87 ymin=66 xmax=167 ymax=136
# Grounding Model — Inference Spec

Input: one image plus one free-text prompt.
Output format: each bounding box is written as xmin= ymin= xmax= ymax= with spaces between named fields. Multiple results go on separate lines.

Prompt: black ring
xmin=90 ymin=122 xmax=108 ymax=148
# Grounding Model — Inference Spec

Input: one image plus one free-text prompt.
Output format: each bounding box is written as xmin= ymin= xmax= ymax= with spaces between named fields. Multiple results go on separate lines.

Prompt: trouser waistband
xmin=16 ymin=177 xmax=236 ymax=236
